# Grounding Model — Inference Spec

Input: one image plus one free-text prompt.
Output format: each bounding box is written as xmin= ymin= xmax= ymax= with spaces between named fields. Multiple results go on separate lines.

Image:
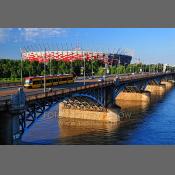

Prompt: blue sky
xmin=0 ymin=28 xmax=175 ymax=65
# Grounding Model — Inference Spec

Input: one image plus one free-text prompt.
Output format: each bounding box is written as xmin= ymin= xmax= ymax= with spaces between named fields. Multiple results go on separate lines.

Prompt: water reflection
xmin=150 ymin=93 xmax=164 ymax=103
xmin=59 ymin=118 xmax=119 ymax=136
xmin=58 ymin=118 xmax=119 ymax=144
xmin=116 ymin=100 xmax=149 ymax=113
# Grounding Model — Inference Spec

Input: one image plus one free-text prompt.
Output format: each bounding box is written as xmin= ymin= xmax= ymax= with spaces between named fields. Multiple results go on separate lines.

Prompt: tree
xmin=97 ymin=66 xmax=105 ymax=76
xmin=116 ymin=65 xmax=126 ymax=74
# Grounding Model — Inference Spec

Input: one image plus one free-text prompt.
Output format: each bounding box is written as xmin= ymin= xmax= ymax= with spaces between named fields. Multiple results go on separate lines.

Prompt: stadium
xmin=22 ymin=50 xmax=132 ymax=66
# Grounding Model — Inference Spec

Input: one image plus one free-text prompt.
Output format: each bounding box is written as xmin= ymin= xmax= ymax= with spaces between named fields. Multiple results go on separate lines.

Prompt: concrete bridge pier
xmin=145 ymin=84 xmax=166 ymax=95
xmin=116 ymin=91 xmax=151 ymax=103
xmin=0 ymin=88 xmax=26 ymax=144
xmin=58 ymin=97 xmax=121 ymax=123
xmin=0 ymin=109 xmax=21 ymax=144
xmin=161 ymin=80 xmax=174 ymax=90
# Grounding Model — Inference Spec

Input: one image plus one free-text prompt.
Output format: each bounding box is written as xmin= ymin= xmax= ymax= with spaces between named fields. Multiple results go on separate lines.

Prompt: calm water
xmin=21 ymin=87 xmax=175 ymax=145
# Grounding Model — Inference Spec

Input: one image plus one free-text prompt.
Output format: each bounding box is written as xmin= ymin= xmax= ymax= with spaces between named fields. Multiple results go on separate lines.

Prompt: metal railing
xmin=26 ymin=80 xmax=114 ymax=102
xmin=0 ymin=82 xmax=22 ymax=88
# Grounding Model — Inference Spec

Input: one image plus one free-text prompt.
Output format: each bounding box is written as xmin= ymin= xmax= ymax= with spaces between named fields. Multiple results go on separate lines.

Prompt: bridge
xmin=0 ymin=72 xmax=175 ymax=144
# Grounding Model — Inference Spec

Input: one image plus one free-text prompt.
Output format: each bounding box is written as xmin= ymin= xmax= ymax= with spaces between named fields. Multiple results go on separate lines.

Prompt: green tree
xmin=97 ymin=66 xmax=105 ymax=76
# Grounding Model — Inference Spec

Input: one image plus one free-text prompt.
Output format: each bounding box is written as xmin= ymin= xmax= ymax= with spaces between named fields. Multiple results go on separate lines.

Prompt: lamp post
xmin=20 ymin=48 xmax=23 ymax=86
xmin=117 ymin=55 xmax=120 ymax=75
xmin=47 ymin=43 xmax=52 ymax=76
xmin=91 ymin=55 xmax=94 ymax=77
xmin=70 ymin=60 xmax=73 ymax=74
xmin=83 ymin=52 xmax=86 ymax=86
xmin=50 ymin=54 xmax=52 ymax=75
xmin=44 ymin=48 xmax=46 ymax=94
xmin=82 ymin=51 xmax=86 ymax=86
xmin=142 ymin=62 xmax=144 ymax=73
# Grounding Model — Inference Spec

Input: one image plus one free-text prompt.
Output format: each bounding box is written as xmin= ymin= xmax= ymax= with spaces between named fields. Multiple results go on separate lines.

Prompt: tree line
xmin=0 ymin=59 xmax=174 ymax=80
xmin=0 ymin=59 xmax=103 ymax=78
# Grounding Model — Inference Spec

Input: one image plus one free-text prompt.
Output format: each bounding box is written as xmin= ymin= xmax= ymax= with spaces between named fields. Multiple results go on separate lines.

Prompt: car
xmin=114 ymin=75 xmax=121 ymax=81
xmin=88 ymin=76 xmax=95 ymax=80
xmin=102 ymin=75 xmax=106 ymax=79
xmin=98 ymin=78 xmax=104 ymax=82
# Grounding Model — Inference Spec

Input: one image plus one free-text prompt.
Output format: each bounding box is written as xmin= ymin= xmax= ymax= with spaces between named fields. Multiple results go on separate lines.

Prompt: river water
xmin=21 ymin=87 xmax=175 ymax=145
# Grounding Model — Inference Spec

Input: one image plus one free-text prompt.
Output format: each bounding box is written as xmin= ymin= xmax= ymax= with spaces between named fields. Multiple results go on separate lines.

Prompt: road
xmin=0 ymin=76 xmax=109 ymax=99
xmin=0 ymin=72 xmax=161 ymax=98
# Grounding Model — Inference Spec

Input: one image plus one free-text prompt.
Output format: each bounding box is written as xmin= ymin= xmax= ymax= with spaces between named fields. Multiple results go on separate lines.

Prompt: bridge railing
xmin=26 ymin=80 xmax=114 ymax=102
xmin=0 ymin=82 xmax=22 ymax=88
xmin=118 ymin=72 xmax=166 ymax=82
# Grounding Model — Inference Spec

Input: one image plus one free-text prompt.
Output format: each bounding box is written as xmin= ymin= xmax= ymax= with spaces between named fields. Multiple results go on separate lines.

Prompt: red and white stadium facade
xmin=22 ymin=51 xmax=109 ymax=63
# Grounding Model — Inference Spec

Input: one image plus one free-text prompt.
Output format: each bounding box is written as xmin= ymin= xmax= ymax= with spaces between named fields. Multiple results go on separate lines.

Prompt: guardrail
xmin=26 ymin=80 xmax=114 ymax=102
xmin=0 ymin=80 xmax=114 ymax=105
xmin=0 ymin=82 xmax=22 ymax=88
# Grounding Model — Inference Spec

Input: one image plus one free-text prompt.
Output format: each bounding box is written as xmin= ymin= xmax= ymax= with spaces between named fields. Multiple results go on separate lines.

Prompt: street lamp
xmin=20 ymin=48 xmax=23 ymax=86
xmin=44 ymin=48 xmax=46 ymax=93
xmin=117 ymin=54 xmax=121 ymax=75
xmin=49 ymin=54 xmax=52 ymax=75
xmin=70 ymin=60 xmax=73 ymax=74
xmin=83 ymin=51 xmax=86 ymax=86
xmin=91 ymin=57 xmax=94 ymax=77
xmin=142 ymin=62 xmax=144 ymax=73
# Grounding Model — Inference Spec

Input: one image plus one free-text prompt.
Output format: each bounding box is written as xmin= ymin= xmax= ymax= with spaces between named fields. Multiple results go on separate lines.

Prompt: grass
xmin=0 ymin=78 xmax=21 ymax=83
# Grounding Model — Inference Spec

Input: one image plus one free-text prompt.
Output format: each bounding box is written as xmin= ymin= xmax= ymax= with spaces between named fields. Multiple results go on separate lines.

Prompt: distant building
xmin=108 ymin=54 xmax=132 ymax=66
xmin=163 ymin=64 xmax=169 ymax=72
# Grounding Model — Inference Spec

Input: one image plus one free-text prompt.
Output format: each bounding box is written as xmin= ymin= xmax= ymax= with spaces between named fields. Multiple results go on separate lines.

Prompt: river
xmin=21 ymin=87 xmax=175 ymax=145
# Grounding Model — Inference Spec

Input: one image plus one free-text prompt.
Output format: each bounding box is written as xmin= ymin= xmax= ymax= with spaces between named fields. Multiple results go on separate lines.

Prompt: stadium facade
xmin=22 ymin=51 xmax=132 ymax=66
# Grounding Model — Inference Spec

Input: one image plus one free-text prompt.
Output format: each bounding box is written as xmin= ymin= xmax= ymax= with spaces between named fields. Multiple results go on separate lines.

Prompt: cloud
xmin=0 ymin=28 xmax=9 ymax=43
xmin=19 ymin=28 xmax=66 ymax=41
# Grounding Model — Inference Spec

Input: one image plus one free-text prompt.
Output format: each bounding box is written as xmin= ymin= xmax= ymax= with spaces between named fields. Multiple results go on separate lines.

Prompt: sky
xmin=0 ymin=28 xmax=175 ymax=65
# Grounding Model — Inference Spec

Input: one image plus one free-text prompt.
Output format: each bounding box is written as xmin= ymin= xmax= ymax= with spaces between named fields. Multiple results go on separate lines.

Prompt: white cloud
xmin=0 ymin=28 xmax=9 ymax=43
xmin=19 ymin=28 xmax=66 ymax=41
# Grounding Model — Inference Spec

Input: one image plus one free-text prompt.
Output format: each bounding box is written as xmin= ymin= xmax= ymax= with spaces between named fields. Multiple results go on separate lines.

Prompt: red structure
xmin=22 ymin=51 xmax=106 ymax=63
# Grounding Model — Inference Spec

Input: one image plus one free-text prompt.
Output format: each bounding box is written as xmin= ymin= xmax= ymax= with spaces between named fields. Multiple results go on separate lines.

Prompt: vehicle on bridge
xmin=24 ymin=74 xmax=75 ymax=88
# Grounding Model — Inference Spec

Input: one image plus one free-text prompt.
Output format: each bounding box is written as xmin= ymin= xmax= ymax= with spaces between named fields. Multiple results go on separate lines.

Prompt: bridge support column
xmin=116 ymin=91 xmax=151 ymax=102
xmin=0 ymin=87 xmax=26 ymax=144
xmin=58 ymin=102 xmax=120 ymax=123
xmin=0 ymin=109 xmax=20 ymax=144
xmin=145 ymin=84 xmax=166 ymax=95
xmin=161 ymin=81 xmax=174 ymax=90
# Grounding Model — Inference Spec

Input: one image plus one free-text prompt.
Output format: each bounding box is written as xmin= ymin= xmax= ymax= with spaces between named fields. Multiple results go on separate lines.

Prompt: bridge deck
xmin=0 ymin=72 xmax=174 ymax=108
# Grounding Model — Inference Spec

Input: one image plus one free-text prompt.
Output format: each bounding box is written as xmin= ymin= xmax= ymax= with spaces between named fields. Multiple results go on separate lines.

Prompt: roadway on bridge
xmin=0 ymin=75 xmax=115 ymax=97
xmin=0 ymin=72 xmax=164 ymax=99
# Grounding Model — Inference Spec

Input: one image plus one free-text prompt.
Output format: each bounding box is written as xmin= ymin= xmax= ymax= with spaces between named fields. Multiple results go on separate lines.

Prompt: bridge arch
xmin=70 ymin=93 xmax=104 ymax=107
